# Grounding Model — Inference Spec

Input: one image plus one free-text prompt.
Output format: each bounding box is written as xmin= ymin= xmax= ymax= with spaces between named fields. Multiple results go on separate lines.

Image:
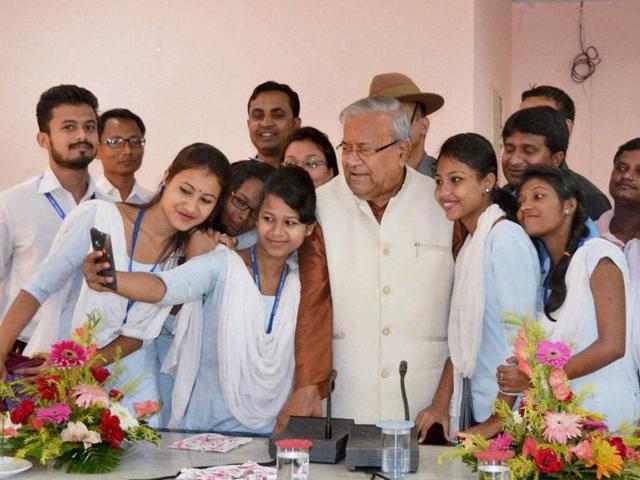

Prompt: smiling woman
xmin=82 ymin=166 xmax=317 ymax=432
xmin=506 ymin=166 xmax=640 ymax=431
xmin=416 ymin=133 xmax=539 ymax=442
xmin=0 ymin=143 xmax=232 ymax=427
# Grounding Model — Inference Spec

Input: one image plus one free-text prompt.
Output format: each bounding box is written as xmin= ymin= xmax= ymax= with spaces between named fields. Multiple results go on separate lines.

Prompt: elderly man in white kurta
xmin=282 ymin=96 xmax=454 ymax=426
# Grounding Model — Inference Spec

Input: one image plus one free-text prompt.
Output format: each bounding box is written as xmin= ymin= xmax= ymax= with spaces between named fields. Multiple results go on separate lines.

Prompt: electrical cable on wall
xmin=570 ymin=0 xmax=601 ymax=83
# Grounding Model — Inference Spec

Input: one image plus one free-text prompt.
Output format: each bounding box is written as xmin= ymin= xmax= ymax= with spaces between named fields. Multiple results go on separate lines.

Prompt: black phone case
xmin=90 ymin=227 xmax=117 ymax=290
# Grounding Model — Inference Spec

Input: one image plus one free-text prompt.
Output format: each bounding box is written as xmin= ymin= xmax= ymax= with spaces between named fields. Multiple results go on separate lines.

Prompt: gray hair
xmin=339 ymin=96 xmax=411 ymax=141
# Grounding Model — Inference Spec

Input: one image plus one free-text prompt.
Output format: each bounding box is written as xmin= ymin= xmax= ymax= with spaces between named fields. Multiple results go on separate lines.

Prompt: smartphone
xmin=90 ymin=227 xmax=117 ymax=290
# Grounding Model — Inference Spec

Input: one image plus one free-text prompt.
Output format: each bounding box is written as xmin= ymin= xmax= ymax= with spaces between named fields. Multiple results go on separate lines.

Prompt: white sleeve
xmin=0 ymin=198 xmax=14 ymax=282
xmin=23 ymin=202 xmax=98 ymax=304
xmin=155 ymin=248 xmax=227 ymax=307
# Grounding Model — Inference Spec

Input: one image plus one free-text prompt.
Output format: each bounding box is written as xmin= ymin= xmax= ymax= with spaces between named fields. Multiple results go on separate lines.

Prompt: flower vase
xmin=477 ymin=458 xmax=510 ymax=480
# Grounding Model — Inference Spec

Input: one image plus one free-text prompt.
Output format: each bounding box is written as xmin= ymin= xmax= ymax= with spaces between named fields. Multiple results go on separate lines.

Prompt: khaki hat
xmin=369 ymin=72 xmax=444 ymax=116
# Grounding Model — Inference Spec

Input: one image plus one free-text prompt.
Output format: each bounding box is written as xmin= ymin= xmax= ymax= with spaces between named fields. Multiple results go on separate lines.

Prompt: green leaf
xmin=52 ymin=443 xmax=123 ymax=474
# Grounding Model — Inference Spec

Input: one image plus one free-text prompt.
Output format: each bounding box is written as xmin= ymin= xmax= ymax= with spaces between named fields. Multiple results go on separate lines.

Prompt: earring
xmin=159 ymin=182 xmax=166 ymax=191
xmin=563 ymin=209 xmax=570 ymax=215
xmin=484 ymin=187 xmax=491 ymax=193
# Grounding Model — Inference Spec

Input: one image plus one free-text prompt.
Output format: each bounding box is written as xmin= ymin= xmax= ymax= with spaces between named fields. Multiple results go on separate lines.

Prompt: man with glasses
xmin=369 ymin=72 xmax=444 ymax=177
xmin=0 ymin=85 xmax=103 ymax=353
xmin=276 ymin=96 xmax=453 ymax=429
xmin=96 ymin=109 xmax=154 ymax=203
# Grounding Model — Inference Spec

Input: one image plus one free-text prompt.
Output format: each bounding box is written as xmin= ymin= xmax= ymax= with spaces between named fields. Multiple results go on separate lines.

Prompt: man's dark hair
xmin=98 ymin=108 xmax=146 ymax=138
xmin=502 ymin=106 xmax=569 ymax=156
xmin=247 ymin=81 xmax=300 ymax=117
xmin=613 ymin=137 xmax=640 ymax=163
xmin=36 ymin=84 xmax=99 ymax=133
xmin=521 ymin=85 xmax=575 ymax=122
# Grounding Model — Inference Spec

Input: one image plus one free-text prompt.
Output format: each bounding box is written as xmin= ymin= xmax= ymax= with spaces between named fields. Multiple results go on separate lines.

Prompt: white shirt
xmin=0 ymin=168 xmax=101 ymax=341
xmin=95 ymin=175 xmax=155 ymax=204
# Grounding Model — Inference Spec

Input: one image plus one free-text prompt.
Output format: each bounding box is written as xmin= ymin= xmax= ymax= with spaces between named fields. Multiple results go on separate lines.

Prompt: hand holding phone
xmin=90 ymin=228 xmax=117 ymax=290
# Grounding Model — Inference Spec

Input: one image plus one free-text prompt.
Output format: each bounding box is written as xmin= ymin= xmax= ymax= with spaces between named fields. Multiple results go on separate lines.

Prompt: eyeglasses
xmin=336 ymin=140 xmax=399 ymax=159
xmin=102 ymin=136 xmax=146 ymax=149
xmin=230 ymin=191 xmax=257 ymax=216
xmin=283 ymin=157 xmax=327 ymax=169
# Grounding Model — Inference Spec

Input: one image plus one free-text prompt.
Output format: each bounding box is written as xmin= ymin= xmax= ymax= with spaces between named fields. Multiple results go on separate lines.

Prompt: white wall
xmin=511 ymin=0 xmax=640 ymax=195
xmin=0 ymin=0 xmax=481 ymax=191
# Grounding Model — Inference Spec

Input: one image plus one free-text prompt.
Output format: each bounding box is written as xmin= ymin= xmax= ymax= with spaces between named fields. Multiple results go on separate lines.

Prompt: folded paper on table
xmin=169 ymin=433 xmax=253 ymax=453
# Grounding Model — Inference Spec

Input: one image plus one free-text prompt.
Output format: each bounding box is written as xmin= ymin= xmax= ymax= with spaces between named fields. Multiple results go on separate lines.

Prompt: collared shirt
xmin=596 ymin=209 xmax=626 ymax=249
xmin=414 ymin=152 xmax=436 ymax=178
xmin=95 ymin=175 xmax=155 ymax=204
xmin=0 ymin=168 xmax=101 ymax=341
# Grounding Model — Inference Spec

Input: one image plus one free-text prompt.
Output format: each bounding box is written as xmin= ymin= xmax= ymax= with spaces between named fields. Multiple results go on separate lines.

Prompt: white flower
xmin=512 ymin=411 xmax=523 ymax=425
xmin=109 ymin=403 xmax=139 ymax=431
xmin=60 ymin=421 xmax=101 ymax=450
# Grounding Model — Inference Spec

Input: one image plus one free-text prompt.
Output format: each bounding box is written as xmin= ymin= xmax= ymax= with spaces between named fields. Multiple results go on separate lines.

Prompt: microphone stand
xmin=324 ymin=369 xmax=337 ymax=439
xmin=399 ymin=360 xmax=409 ymax=422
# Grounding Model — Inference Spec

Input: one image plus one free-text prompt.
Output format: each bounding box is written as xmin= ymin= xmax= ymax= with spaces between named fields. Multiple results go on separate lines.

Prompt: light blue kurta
xmin=155 ymin=249 xmax=290 ymax=434
xmin=470 ymin=220 xmax=540 ymax=422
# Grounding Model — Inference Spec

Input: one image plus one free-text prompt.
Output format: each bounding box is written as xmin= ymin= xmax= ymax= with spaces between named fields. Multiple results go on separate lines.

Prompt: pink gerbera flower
xmin=73 ymin=384 xmax=109 ymax=408
xmin=488 ymin=433 xmax=512 ymax=451
xmin=35 ymin=403 xmax=71 ymax=424
xmin=50 ymin=340 xmax=88 ymax=368
xmin=544 ymin=411 xmax=581 ymax=444
xmin=536 ymin=341 xmax=571 ymax=369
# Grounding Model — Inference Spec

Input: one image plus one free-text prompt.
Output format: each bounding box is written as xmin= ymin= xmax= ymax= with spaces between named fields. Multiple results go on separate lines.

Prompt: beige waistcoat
xmin=316 ymin=169 xmax=454 ymax=423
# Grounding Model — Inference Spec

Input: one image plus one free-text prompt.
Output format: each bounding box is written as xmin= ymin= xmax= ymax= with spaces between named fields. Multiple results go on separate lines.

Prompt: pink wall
xmin=0 ymin=0 xmax=481 ymax=191
xmin=511 ymin=0 xmax=640 ymax=196
xmin=473 ymin=0 xmax=513 ymax=153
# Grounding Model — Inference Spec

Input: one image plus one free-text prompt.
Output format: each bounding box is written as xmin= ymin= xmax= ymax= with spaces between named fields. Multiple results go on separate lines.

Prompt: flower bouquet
xmin=0 ymin=312 xmax=160 ymax=473
xmin=441 ymin=313 xmax=640 ymax=479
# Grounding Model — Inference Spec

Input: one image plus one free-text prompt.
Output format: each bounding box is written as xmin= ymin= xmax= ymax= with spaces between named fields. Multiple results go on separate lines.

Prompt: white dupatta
xmin=448 ymin=204 xmax=505 ymax=438
xmin=218 ymin=248 xmax=300 ymax=430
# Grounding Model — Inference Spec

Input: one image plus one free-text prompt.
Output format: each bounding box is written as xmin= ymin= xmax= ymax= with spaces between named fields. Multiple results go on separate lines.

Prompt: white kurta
xmin=316 ymin=168 xmax=454 ymax=423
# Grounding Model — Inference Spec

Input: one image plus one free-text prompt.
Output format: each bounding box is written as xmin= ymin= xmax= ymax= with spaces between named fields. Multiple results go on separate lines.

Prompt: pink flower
xmin=475 ymin=450 xmax=514 ymax=462
xmin=35 ymin=403 xmax=71 ymax=424
xmin=581 ymin=418 xmax=608 ymax=432
xmin=553 ymin=383 xmax=573 ymax=402
xmin=522 ymin=436 xmax=538 ymax=458
xmin=571 ymin=440 xmax=594 ymax=461
xmin=488 ymin=433 xmax=512 ymax=451
xmin=548 ymin=368 xmax=566 ymax=388
xmin=133 ymin=400 xmax=160 ymax=419
xmin=73 ymin=383 xmax=109 ymax=408
xmin=50 ymin=340 xmax=88 ymax=368
xmin=536 ymin=341 xmax=571 ymax=369
xmin=544 ymin=411 xmax=582 ymax=444
xmin=514 ymin=331 xmax=533 ymax=378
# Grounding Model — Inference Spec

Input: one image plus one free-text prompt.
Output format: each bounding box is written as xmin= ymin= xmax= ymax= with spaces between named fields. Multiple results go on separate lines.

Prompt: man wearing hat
xmin=369 ymin=72 xmax=444 ymax=177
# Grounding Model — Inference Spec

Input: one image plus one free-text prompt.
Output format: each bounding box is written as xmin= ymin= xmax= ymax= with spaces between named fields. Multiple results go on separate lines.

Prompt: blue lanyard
xmin=40 ymin=174 xmax=95 ymax=220
xmin=249 ymin=245 xmax=289 ymax=334
xmin=122 ymin=208 xmax=175 ymax=326
xmin=44 ymin=192 xmax=66 ymax=220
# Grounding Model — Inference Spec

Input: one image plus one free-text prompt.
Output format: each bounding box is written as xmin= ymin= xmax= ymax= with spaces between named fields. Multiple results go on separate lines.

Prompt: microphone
xmin=324 ymin=369 xmax=338 ymax=439
xmin=399 ymin=360 xmax=409 ymax=421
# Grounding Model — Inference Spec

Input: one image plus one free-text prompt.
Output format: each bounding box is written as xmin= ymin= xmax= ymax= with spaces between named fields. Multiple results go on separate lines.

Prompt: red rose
xmin=608 ymin=437 xmax=627 ymax=458
xmin=36 ymin=375 xmax=62 ymax=401
xmin=534 ymin=448 xmax=564 ymax=474
xmin=99 ymin=410 xmax=125 ymax=449
xmin=91 ymin=367 xmax=111 ymax=383
xmin=9 ymin=399 xmax=34 ymax=425
xmin=109 ymin=389 xmax=122 ymax=401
